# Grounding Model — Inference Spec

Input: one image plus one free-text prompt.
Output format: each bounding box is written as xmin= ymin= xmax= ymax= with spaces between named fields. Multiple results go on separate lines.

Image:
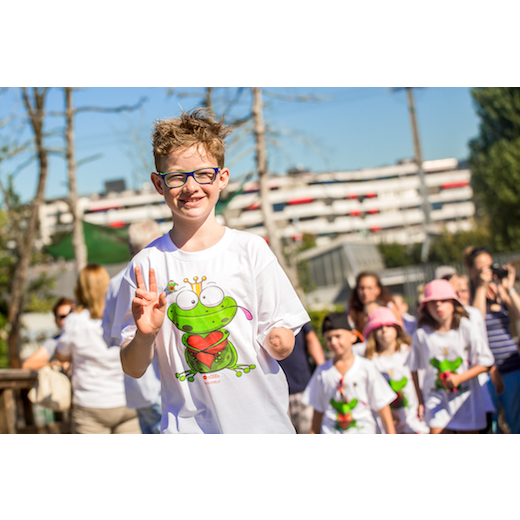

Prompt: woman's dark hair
xmin=463 ymin=246 xmax=491 ymax=271
xmin=462 ymin=246 xmax=492 ymax=303
xmin=348 ymin=271 xmax=393 ymax=334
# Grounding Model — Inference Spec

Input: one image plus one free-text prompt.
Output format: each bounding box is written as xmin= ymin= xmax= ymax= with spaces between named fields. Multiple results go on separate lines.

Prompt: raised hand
xmin=478 ymin=265 xmax=493 ymax=287
xmin=501 ymin=264 xmax=516 ymax=292
xmin=132 ymin=266 xmax=167 ymax=336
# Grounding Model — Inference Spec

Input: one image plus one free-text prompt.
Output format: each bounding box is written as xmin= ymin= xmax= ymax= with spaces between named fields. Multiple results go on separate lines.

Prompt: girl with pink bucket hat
xmin=364 ymin=307 xmax=429 ymax=434
xmin=407 ymin=279 xmax=495 ymax=434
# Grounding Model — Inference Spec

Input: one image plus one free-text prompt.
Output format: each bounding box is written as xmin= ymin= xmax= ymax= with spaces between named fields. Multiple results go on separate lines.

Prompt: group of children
xmin=304 ymin=279 xmax=495 ymax=434
xmin=95 ymin=107 xmax=499 ymax=435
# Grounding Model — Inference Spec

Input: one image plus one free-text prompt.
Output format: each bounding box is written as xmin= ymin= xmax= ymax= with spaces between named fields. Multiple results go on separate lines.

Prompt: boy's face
xmin=151 ymin=145 xmax=229 ymax=225
xmin=324 ymin=328 xmax=357 ymax=357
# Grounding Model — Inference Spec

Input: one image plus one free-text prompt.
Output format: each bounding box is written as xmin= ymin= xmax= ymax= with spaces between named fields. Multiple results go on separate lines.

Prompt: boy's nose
xmin=183 ymin=175 xmax=199 ymax=190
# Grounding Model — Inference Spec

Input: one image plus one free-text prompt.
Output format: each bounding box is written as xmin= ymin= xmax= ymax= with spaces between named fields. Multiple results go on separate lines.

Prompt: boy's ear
xmin=151 ymin=173 xmax=165 ymax=195
xmin=218 ymin=168 xmax=230 ymax=192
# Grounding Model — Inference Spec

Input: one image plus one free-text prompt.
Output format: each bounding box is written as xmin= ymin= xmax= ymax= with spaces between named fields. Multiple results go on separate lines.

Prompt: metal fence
xmin=400 ymin=251 xmax=520 ymax=316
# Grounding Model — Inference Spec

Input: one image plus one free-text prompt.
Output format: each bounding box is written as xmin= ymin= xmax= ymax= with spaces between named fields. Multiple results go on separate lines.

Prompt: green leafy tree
xmin=0 ymin=179 xmax=56 ymax=368
xmin=469 ymin=88 xmax=520 ymax=251
xmin=426 ymin=226 xmax=493 ymax=264
xmin=378 ymin=241 xmax=422 ymax=268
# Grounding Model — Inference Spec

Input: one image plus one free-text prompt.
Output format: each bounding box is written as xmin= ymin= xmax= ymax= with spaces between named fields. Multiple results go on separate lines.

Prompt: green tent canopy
xmin=45 ymin=221 xmax=131 ymax=265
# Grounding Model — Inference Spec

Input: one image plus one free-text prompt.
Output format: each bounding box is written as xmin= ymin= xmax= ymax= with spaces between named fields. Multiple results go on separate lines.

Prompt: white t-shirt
xmin=112 ymin=228 xmax=310 ymax=434
xmin=370 ymin=347 xmax=430 ymax=434
xmin=57 ymin=309 xmax=127 ymax=409
xmin=103 ymin=268 xmax=162 ymax=410
xmin=407 ymin=318 xmax=495 ymax=431
xmin=302 ymin=356 xmax=396 ymax=434
xmin=352 ymin=342 xmax=366 ymax=357
xmin=42 ymin=334 xmax=61 ymax=358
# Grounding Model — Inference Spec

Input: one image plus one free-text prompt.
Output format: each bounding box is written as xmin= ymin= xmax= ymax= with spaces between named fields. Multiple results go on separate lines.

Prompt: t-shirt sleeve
xmin=366 ymin=362 xmax=397 ymax=412
xmin=102 ymin=272 xmax=124 ymax=347
xmin=407 ymin=329 xmax=429 ymax=372
xmin=56 ymin=317 xmax=75 ymax=357
xmin=111 ymin=266 xmax=138 ymax=347
xmin=301 ymin=368 xmax=328 ymax=413
xmin=254 ymin=256 xmax=310 ymax=349
xmin=42 ymin=337 xmax=59 ymax=357
xmin=462 ymin=318 xmax=494 ymax=368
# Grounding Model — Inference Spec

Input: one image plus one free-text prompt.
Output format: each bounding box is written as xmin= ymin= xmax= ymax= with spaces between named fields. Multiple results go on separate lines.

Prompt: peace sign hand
xmin=132 ymin=266 xmax=167 ymax=336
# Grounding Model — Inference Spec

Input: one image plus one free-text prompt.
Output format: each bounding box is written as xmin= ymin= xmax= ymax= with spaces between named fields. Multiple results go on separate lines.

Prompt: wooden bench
xmin=0 ymin=369 xmax=38 ymax=434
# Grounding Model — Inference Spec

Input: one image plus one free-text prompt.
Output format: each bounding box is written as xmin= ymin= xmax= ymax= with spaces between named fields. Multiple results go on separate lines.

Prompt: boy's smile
xmin=324 ymin=329 xmax=357 ymax=359
xmin=151 ymin=145 xmax=229 ymax=224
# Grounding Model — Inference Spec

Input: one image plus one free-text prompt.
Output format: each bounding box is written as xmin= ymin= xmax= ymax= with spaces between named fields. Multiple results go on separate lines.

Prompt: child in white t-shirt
xmin=303 ymin=312 xmax=396 ymax=434
xmin=407 ymin=280 xmax=494 ymax=434
xmin=113 ymin=109 xmax=309 ymax=434
xmin=363 ymin=307 xmax=429 ymax=434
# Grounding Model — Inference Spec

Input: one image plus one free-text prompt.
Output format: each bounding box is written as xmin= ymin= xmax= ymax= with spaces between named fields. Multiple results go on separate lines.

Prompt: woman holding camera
xmin=464 ymin=247 xmax=520 ymax=433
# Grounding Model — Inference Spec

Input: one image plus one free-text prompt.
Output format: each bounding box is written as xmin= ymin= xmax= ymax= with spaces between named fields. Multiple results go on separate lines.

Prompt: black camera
xmin=491 ymin=263 xmax=509 ymax=280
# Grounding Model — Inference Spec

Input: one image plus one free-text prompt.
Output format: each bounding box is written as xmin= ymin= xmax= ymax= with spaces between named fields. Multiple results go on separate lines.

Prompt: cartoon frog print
xmin=389 ymin=377 xmax=409 ymax=409
xmin=381 ymin=370 xmax=408 ymax=409
xmin=330 ymin=398 xmax=359 ymax=432
xmin=167 ymin=276 xmax=256 ymax=382
xmin=430 ymin=357 xmax=468 ymax=393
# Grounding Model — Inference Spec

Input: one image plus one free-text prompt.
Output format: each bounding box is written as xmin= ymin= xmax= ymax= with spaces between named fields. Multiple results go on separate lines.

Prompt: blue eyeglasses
xmin=156 ymin=168 xmax=221 ymax=188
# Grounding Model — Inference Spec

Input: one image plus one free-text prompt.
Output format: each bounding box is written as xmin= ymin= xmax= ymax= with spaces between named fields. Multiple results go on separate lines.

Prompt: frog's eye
xmin=176 ymin=291 xmax=199 ymax=311
xmin=199 ymin=286 xmax=224 ymax=308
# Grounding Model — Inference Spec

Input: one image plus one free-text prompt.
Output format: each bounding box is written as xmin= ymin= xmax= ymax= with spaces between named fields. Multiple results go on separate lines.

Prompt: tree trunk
xmin=7 ymin=88 xmax=50 ymax=368
xmin=251 ymin=87 xmax=307 ymax=306
xmin=65 ymin=88 xmax=88 ymax=273
xmin=205 ymin=87 xmax=215 ymax=119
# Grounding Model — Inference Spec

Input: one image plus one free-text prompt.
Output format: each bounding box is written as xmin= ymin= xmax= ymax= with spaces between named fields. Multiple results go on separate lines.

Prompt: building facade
xmin=39 ymin=158 xmax=474 ymax=249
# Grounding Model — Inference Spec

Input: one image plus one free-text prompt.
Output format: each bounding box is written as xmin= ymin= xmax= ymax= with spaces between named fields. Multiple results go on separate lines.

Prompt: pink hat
xmin=363 ymin=307 xmax=401 ymax=339
xmin=419 ymin=279 xmax=463 ymax=311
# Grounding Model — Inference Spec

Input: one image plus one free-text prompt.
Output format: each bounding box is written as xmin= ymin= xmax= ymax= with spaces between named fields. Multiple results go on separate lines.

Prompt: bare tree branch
xmin=263 ymin=90 xmax=331 ymax=103
xmin=75 ymin=96 xmax=148 ymax=114
xmin=45 ymin=96 xmax=148 ymax=117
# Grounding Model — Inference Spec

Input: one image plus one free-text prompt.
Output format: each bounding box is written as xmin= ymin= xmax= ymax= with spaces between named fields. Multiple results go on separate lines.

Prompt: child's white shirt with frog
xmin=407 ymin=317 xmax=494 ymax=431
xmin=112 ymin=227 xmax=310 ymax=434
xmin=302 ymin=356 xmax=396 ymax=434
xmin=371 ymin=347 xmax=429 ymax=434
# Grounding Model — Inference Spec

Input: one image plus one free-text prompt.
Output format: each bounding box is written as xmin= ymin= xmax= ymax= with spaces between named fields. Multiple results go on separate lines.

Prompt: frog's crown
xmin=184 ymin=276 xmax=207 ymax=297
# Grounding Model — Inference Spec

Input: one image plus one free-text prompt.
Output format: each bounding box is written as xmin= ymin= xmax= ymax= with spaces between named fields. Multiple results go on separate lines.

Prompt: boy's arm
xmin=120 ymin=266 xmax=166 ymax=378
xmin=121 ymin=332 xmax=157 ymax=378
xmin=411 ymin=371 xmax=425 ymax=421
xmin=265 ymin=327 xmax=295 ymax=361
xmin=377 ymin=405 xmax=396 ymax=434
xmin=306 ymin=329 xmax=326 ymax=366
xmin=310 ymin=410 xmax=323 ymax=434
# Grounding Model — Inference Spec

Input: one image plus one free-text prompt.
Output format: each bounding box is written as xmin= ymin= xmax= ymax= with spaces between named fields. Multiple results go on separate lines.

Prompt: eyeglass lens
xmin=164 ymin=169 xmax=217 ymax=188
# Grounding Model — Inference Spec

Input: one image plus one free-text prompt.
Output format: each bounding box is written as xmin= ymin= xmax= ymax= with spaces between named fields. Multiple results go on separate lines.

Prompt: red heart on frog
xmin=187 ymin=332 xmax=226 ymax=368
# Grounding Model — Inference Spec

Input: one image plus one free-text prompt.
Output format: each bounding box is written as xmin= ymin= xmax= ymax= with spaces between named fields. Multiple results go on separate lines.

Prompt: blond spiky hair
xmin=152 ymin=108 xmax=232 ymax=170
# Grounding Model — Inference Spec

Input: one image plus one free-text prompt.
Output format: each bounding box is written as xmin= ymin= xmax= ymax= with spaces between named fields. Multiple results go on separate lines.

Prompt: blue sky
xmin=0 ymin=87 xmax=481 ymax=203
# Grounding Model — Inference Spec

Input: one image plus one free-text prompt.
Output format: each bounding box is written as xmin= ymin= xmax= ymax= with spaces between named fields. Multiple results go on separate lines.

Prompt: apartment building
xmin=39 ymin=157 xmax=474 ymax=249
xmin=223 ymin=157 xmax=474 ymax=248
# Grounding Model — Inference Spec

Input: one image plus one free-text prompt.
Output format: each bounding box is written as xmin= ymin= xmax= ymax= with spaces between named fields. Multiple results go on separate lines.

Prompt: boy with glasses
xmin=112 ymin=109 xmax=309 ymax=434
